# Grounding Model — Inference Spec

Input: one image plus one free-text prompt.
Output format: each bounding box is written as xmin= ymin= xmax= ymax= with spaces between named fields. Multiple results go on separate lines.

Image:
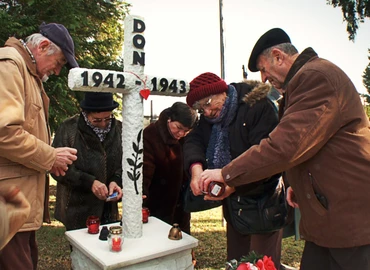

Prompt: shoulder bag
xmin=183 ymin=183 xmax=222 ymax=213
xmin=225 ymin=178 xmax=288 ymax=235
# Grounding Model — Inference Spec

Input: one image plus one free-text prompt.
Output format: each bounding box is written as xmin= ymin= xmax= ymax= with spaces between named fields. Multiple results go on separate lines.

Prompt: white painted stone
xmin=66 ymin=13 xmax=198 ymax=269
xmin=66 ymin=217 xmax=198 ymax=270
xmin=68 ymin=14 xmax=191 ymax=239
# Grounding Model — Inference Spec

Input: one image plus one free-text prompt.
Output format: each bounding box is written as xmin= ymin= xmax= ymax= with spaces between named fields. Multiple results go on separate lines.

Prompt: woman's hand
xmin=108 ymin=182 xmax=123 ymax=201
xmin=91 ymin=180 xmax=108 ymax=200
xmin=190 ymin=164 xmax=204 ymax=196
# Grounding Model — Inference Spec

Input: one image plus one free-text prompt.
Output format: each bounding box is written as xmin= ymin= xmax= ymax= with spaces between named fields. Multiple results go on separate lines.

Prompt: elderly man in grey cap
xmin=200 ymin=28 xmax=370 ymax=270
xmin=0 ymin=23 xmax=78 ymax=269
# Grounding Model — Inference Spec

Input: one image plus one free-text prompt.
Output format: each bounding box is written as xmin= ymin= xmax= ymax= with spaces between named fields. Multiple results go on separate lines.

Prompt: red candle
xmin=142 ymin=207 xmax=150 ymax=223
xmin=112 ymin=237 xmax=122 ymax=252
xmin=108 ymin=226 xmax=123 ymax=252
xmin=86 ymin=215 xmax=100 ymax=234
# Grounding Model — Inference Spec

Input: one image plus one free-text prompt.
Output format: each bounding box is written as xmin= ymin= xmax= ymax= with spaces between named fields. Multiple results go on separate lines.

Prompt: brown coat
xmin=143 ymin=110 xmax=189 ymax=229
xmin=0 ymin=38 xmax=55 ymax=232
xmin=222 ymin=48 xmax=370 ymax=248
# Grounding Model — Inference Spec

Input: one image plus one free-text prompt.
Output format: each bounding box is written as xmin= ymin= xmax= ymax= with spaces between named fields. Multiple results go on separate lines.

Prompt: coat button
xmin=226 ymin=174 xmax=231 ymax=180
xmin=306 ymin=193 xmax=311 ymax=199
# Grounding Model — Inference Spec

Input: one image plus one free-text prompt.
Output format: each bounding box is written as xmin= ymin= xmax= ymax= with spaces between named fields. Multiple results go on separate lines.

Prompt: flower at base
xmin=225 ymin=251 xmax=277 ymax=270
xmin=236 ymin=262 xmax=258 ymax=270
xmin=256 ymin=256 xmax=276 ymax=270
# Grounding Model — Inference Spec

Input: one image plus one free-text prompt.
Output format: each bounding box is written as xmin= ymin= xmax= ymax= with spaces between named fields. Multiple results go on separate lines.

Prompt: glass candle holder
xmin=107 ymin=226 xmax=123 ymax=252
xmin=208 ymin=181 xmax=225 ymax=197
xmin=86 ymin=215 xmax=100 ymax=234
xmin=142 ymin=207 xmax=150 ymax=223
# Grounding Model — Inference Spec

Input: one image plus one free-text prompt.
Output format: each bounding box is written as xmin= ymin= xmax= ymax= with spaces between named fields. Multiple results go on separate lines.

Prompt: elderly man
xmin=200 ymin=28 xmax=370 ymax=270
xmin=0 ymin=23 xmax=78 ymax=269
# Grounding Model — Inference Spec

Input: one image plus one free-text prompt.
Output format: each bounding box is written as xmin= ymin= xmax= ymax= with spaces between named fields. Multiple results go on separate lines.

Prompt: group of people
xmin=1 ymin=20 xmax=370 ymax=270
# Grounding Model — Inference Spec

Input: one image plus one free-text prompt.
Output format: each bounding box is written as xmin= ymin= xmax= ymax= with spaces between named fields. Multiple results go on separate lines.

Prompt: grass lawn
xmin=36 ymin=181 xmax=304 ymax=269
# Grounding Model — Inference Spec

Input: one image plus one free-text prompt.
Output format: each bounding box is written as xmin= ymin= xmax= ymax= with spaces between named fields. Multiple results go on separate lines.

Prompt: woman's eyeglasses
xmin=197 ymin=98 xmax=212 ymax=114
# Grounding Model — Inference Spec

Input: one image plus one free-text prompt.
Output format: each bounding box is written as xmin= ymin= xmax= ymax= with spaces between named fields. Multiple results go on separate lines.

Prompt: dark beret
xmin=248 ymin=28 xmax=291 ymax=72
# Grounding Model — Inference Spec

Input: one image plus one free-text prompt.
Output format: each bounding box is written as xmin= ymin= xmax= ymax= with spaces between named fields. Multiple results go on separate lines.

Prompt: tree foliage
xmin=326 ymin=0 xmax=370 ymax=94
xmin=0 ymin=0 xmax=130 ymax=133
xmin=326 ymin=0 xmax=370 ymax=41
xmin=364 ymin=49 xmax=370 ymax=93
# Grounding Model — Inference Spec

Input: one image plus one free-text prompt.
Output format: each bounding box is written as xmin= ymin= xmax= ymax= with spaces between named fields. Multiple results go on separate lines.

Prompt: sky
xmin=127 ymin=0 xmax=370 ymax=116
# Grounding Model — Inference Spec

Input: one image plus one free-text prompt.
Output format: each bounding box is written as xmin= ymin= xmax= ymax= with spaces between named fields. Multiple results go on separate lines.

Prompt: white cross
xmin=68 ymin=15 xmax=189 ymax=238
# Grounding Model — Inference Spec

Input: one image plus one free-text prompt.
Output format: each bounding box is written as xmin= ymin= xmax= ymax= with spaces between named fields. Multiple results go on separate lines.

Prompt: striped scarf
xmin=206 ymin=85 xmax=238 ymax=169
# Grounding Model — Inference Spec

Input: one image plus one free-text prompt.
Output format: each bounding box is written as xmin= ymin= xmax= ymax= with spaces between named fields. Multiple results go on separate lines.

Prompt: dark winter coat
xmin=52 ymin=114 xmax=122 ymax=230
xmin=143 ymin=110 xmax=190 ymax=231
xmin=222 ymin=48 xmax=370 ymax=248
xmin=183 ymin=82 xmax=281 ymax=223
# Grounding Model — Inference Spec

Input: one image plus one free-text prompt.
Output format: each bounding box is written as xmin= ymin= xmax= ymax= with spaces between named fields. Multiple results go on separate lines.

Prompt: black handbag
xmin=225 ymin=178 xmax=288 ymax=235
xmin=183 ymin=185 xmax=222 ymax=213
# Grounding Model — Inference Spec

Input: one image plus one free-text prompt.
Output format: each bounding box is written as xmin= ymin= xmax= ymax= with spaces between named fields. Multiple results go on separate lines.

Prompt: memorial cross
xmin=68 ymin=15 xmax=189 ymax=238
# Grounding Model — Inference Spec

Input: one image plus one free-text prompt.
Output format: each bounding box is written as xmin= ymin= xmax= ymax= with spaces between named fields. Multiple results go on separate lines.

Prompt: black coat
xmin=52 ymin=114 xmax=122 ymax=230
xmin=183 ymin=82 xmax=281 ymax=221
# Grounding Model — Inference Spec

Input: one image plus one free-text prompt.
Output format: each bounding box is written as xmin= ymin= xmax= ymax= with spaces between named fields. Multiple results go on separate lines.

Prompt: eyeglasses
xmin=91 ymin=115 xmax=114 ymax=124
xmin=197 ymin=97 xmax=213 ymax=114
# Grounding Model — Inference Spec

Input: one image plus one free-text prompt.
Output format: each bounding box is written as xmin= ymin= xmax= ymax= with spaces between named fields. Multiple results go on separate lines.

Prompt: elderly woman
xmin=143 ymin=102 xmax=197 ymax=233
xmin=52 ymin=92 xmax=123 ymax=231
xmin=184 ymin=72 xmax=283 ymax=268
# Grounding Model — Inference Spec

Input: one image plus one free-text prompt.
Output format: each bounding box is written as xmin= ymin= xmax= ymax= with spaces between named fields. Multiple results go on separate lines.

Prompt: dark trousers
xmin=0 ymin=231 xmax=38 ymax=270
xmin=301 ymin=241 xmax=370 ymax=270
xmin=226 ymin=222 xmax=283 ymax=268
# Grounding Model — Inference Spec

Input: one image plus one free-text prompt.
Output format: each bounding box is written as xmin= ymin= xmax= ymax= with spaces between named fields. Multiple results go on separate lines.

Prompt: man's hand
xmin=49 ymin=167 xmax=66 ymax=177
xmin=51 ymin=147 xmax=78 ymax=176
xmin=204 ymin=185 xmax=235 ymax=201
xmin=200 ymin=168 xmax=226 ymax=194
xmin=286 ymin=187 xmax=299 ymax=208
xmin=91 ymin=180 xmax=108 ymax=200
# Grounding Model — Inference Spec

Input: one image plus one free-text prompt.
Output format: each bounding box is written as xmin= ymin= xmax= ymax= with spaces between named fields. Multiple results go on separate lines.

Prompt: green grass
xmin=36 ymin=182 xmax=304 ymax=269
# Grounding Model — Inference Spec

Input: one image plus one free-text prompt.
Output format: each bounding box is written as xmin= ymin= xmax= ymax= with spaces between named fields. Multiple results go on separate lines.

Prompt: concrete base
xmin=65 ymin=217 xmax=198 ymax=270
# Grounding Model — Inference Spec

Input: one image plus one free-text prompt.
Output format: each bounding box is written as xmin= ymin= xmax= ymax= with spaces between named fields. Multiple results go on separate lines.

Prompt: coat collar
xmin=283 ymin=47 xmax=318 ymax=88
xmin=5 ymin=37 xmax=38 ymax=78
xmin=277 ymin=48 xmax=318 ymax=119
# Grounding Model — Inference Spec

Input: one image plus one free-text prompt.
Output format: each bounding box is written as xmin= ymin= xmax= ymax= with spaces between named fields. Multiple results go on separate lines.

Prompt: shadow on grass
xmin=37 ymin=182 xmax=71 ymax=269
xmin=192 ymin=229 xmax=227 ymax=270
xmin=37 ymin=225 xmax=71 ymax=270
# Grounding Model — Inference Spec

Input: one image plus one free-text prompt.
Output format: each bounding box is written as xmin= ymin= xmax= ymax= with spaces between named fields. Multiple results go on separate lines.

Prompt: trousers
xmin=226 ymin=221 xmax=283 ymax=268
xmin=300 ymin=241 xmax=370 ymax=270
xmin=0 ymin=231 xmax=38 ymax=270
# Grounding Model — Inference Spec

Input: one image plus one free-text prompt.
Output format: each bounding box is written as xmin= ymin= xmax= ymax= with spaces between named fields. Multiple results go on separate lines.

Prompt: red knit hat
xmin=186 ymin=72 xmax=228 ymax=107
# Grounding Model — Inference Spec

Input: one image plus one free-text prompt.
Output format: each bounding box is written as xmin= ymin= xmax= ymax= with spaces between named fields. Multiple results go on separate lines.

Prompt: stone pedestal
xmin=65 ymin=217 xmax=198 ymax=270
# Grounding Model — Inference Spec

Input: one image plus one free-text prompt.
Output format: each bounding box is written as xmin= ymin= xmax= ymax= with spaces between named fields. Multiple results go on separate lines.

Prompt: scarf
xmin=206 ymin=85 xmax=238 ymax=169
xmin=82 ymin=112 xmax=112 ymax=142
